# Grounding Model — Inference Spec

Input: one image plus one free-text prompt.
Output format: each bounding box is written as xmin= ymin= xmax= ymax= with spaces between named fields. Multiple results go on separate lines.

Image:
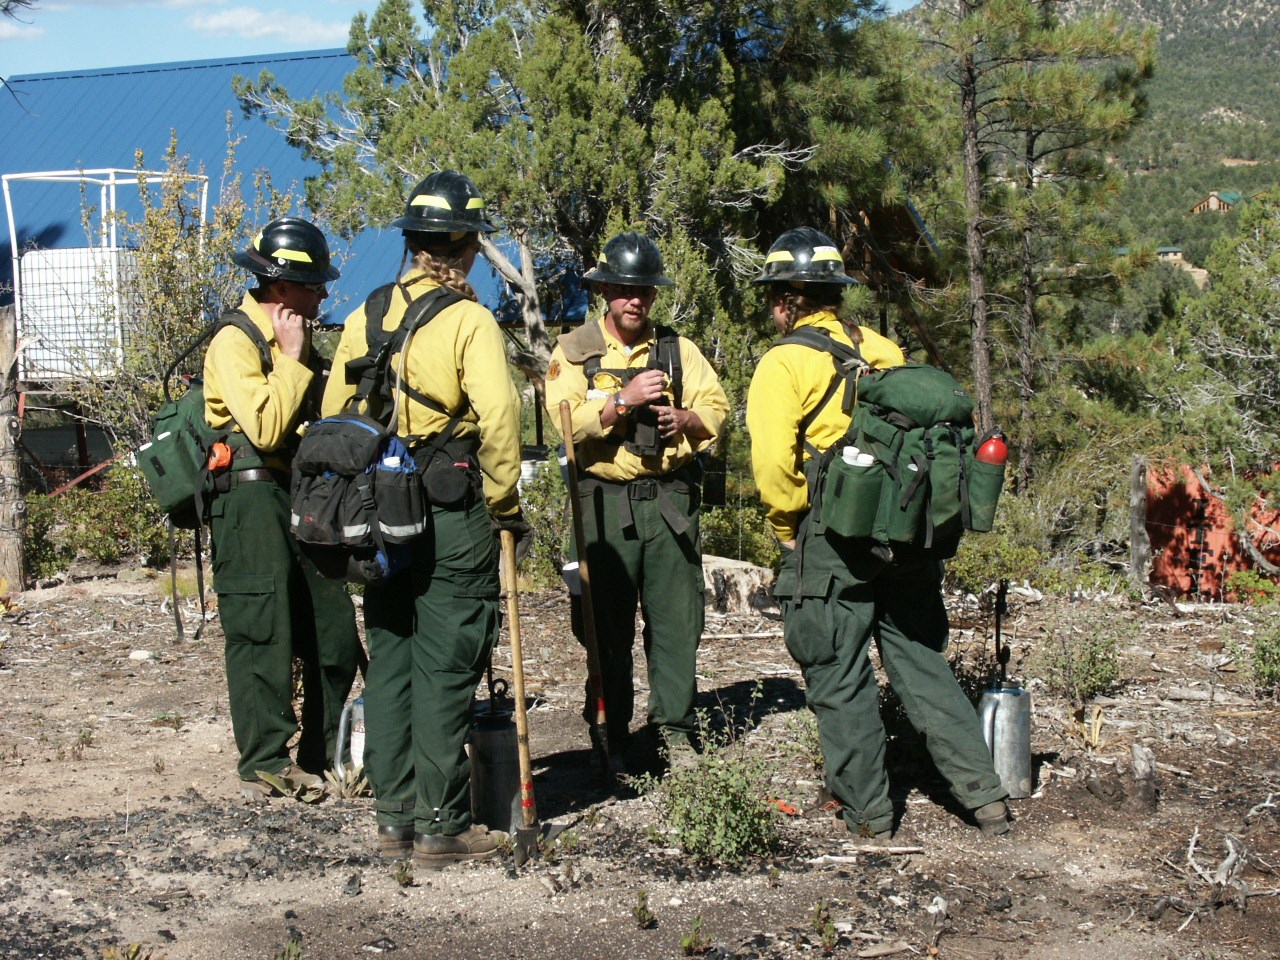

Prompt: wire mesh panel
xmin=16 ymin=246 xmax=137 ymax=382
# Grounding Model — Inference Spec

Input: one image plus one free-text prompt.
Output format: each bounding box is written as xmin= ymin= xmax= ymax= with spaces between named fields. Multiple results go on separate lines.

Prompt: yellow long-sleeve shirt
xmin=203 ymin=291 xmax=314 ymax=469
xmin=322 ymin=270 xmax=522 ymax=518
xmin=543 ymin=316 xmax=729 ymax=482
xmin=746 ymin=312 xmax=905 ymax=542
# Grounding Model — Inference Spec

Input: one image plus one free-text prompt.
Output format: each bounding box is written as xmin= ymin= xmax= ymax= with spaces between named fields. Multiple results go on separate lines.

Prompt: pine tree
xmin=1178 ymin=191 xmax=1280 ymax=573
xmin=234 ymin=0 xmax=923 ymax=402
xmin=916 ymin=0 xmax=1152 ymax=467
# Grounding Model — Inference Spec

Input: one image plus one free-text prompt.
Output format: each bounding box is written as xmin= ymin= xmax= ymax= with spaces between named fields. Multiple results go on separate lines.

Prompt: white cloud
xmin=0 ymin=22 xmax=45 ymax=40
xmin=189 ymin=7 xmax=348 ymax=44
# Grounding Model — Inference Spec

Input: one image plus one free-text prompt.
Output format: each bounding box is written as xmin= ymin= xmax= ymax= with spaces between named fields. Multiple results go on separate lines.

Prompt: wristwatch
xmin=611 ymin=392 xmax=632 ymax=417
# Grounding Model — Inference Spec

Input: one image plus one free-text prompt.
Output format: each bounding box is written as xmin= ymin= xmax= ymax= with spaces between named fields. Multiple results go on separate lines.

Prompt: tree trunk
xmin=1017 ymin=129 xmax=1037 ymax=494
xmin=1130 ymin=455 xmax=1151 ymax=587
xmin=479 ymin=230 xmax=554 ymax=397
xmin=959 ymin=0 xmax=995 ymax=435
xmin=0 ymin=305 xmax=23 ymax=589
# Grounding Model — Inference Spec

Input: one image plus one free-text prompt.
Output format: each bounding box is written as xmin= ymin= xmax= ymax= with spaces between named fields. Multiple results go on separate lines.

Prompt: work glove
xmin=493 ymin=508 xmax=533 ymax=564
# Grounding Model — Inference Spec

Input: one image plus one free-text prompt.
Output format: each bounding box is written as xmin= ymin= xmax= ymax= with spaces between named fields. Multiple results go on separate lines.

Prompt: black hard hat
xmin=390 ymin=170 xmax=496 ymax=235
xmin=232 ymin=218 xmax=340 ymax=284
xmin=582 ymin=231 xmax=675 ymax=287
xmin=752 ymin=227 xmax=857 ymax=286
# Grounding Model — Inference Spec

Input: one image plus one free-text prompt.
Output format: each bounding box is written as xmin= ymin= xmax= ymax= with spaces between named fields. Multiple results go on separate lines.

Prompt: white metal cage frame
xmin=2 ymin=169 xmax=209 ymax=388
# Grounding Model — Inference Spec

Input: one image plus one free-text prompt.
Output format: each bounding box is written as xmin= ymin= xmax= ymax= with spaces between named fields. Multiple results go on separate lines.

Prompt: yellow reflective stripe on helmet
xmin=765 ymin=250 xmax=795 ymax=264
xmin=251 ymin=230 xmax=265 ymax=250
xmin=410 ymin=194 xmax=453 ymax=210
xmin=598 ymin=253 xmax=609 ymax=264
xmin=811 ymin=246 xmax=842 ymax=262
xmin=466 ymin=198 xmax=485 ymax=210
xmin=270 ymin=248 xmax=314 ymax=263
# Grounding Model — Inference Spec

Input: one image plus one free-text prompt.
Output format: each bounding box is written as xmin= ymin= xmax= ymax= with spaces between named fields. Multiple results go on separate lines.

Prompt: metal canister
xmin=979 ymin=681 xmax=1033 ymax=799
xmin=469 ymin=697 xmax=521 ymax=833
xmin=333 ymin=695 xmax=366 ymax=781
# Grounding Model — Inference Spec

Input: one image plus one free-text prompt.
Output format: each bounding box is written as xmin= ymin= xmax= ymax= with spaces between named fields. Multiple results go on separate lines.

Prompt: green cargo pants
xmin=778 ymin=522 xmax=1005 ymax=835
xmin=571 ymin=475 xmax=704 ymax=745
xmin=210 ymin=475 xmax=360 ymax=782
xmin=362 ymin=498 xmax=499 ymax=836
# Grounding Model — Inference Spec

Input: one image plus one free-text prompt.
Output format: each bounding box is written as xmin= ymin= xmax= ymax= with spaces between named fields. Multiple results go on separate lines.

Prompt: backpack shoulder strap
xmin=772 ymin=326 xmax=868 ymax=458
xmin=160 ymin=308 xmax=272 ymax=402
xmin=217 ymin=309 xmax=273 ymax=375
xmin=389 ymin=288 xmax=467 ymax=416
xmin=650 ymin=325 xmax=684 ymax=408
xmin=362 ymin=283 xmax=403 ymax=355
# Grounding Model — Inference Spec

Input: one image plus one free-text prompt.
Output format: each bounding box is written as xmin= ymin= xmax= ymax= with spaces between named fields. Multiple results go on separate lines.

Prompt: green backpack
xmin=775 ymin=326 xmax=1004 ymax=558
xmin=137 ymin=312 xmax=270 ymax=639
xmin=138 ymin=312 xmax=270 ymax=529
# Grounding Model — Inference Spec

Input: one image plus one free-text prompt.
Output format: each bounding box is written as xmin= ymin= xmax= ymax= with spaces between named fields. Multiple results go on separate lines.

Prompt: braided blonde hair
xmin=407 ymin=234 xmax=480 ymax=301
xmin=776 ymin=286 xmax=862 ymax=343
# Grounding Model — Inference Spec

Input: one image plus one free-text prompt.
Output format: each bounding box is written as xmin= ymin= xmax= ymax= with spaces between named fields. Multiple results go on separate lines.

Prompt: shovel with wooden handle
xmin=500 ymin=528 xmax=540 ymax=864
xmin=558 ymin=399 xmax=615 ymax=783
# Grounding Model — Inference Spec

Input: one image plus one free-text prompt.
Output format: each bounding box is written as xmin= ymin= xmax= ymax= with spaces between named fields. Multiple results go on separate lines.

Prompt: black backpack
xmin=290 ymin=285 xmax=466 ymax=584
xmin=137 ymin=311 xmax=272 ymax=638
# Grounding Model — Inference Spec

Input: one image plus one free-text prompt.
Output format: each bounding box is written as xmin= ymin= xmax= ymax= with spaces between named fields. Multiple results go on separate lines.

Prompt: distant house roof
xmin=1189 ymin=190 xmax=1247 ymax=213
xmin=0 ymin=50 xmax=489 ymax=321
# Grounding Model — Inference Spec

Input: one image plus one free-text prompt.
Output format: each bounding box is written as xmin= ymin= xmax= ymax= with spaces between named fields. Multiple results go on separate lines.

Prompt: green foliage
xmin=237 ymin=0 xmax=927 ymax=396
xmin=517 ymin=458 xmax=569 ymax=590
xmin=1032 ymin=608 xmax=1127 ymax=706
xmin=1224 ymin=569 xmax=1280 ymax=606
xmin=25 ymin=465 xmax=169 ymax=581
xmin=73 ymin=138 xmax=262 ymax=451
xmin=632 ymin=890 xmax=656 ymax=930
xmin=680 ymin=915 xmax=710 ymax=957
xmin=810 ymin=900 xmax=837 ymax=953
xmin=782 ymin=711 xmax=824 ymax=773
xmin=637 ymin=710 xmax=780 ymax=868
xmin=700 ymin=501 xmax=779 ymax=569
xmin=945 ymin=495 xmax=1049 ymax=594
xmin=1249 ymin=622 xmax=1280 ymax=696
xmin=101 ymin=947 xmax=162 ymax=960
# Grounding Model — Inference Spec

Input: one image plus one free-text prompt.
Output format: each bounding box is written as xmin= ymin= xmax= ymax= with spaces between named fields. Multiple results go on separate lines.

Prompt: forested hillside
xmin=1059 ymin=0 xmax=1280 ymax=262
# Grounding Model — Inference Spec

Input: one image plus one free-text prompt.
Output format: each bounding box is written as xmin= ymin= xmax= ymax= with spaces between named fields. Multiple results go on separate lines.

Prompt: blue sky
xmin=2 ymin=0 xmax=917 ymax=78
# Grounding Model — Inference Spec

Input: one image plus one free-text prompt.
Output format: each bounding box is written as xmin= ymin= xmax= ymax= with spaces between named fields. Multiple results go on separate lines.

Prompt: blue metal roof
xmin=0 ymin=49 xmax=497 ymax=322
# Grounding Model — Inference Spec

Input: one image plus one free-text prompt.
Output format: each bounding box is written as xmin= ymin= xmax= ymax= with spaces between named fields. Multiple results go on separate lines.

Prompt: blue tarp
xmin=0 ymin=49 xmax=506 ymax=322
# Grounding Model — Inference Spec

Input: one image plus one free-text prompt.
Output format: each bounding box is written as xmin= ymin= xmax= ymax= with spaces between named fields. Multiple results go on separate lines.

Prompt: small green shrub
xmin=1225 ymin=569 xmax=1280 ymax=606
xmin=782 ymin=711 xmax=823 ymax=772
xmin=637 ymin=712 xmax=780 ymax=867
xmin=700 ymin=501 xmax=780 ymax=569
xmin=680 ymin=915 xmax=710 ymax=956
xmin=518 ymin=458 xmax=570 ymax=589
xmin=1250 ymin=621 xmax=1280 ymax=695
xmin=945 ymin=493 xmax=1048 ymax=595
xmin=25 ymin=464 xmax=169 ymax=581
xmin=1032 ymin=611 xmax=1127 ymax=706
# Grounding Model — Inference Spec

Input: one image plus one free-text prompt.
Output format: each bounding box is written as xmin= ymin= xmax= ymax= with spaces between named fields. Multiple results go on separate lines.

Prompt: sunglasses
xmin=294 ymin=280 xmax=328 ymax=296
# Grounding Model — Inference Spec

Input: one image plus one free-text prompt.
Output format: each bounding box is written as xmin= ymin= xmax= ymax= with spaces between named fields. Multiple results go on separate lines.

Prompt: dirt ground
xmin=0 ymin=567 xmax=1276 ymax=960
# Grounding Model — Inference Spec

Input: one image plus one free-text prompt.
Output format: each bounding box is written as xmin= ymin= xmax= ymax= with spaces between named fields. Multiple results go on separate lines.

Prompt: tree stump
xmin=702 ymin=555 xmax=777 ymax=615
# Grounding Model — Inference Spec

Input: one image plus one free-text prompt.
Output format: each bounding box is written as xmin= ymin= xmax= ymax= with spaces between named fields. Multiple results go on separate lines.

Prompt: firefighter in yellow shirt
xmin=545 ymin=231 xmax=729 ymax=772
xmin=322 ymin=170 xmax=523 ymax=869
xmin=204 ymin=217 xmax=360 ymax=802
xmin=746 ymin=227 xmax=1011 ymax=838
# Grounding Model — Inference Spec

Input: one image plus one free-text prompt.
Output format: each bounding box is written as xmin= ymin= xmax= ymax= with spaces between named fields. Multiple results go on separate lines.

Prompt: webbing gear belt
xmin=577 ymin=470 xmax=695 ymax=538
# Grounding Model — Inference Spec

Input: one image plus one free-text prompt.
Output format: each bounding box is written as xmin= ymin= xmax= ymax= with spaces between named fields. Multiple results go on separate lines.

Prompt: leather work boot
xmin=377 ymin=825 xmax=414 ymax=860
xmin=239 ymin=764 xmax=326 ymax=803
xmin=973 ymin=799 xmax=1012 ymax=835
xmin=412 ymin=825 xmax=509 ymax=871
